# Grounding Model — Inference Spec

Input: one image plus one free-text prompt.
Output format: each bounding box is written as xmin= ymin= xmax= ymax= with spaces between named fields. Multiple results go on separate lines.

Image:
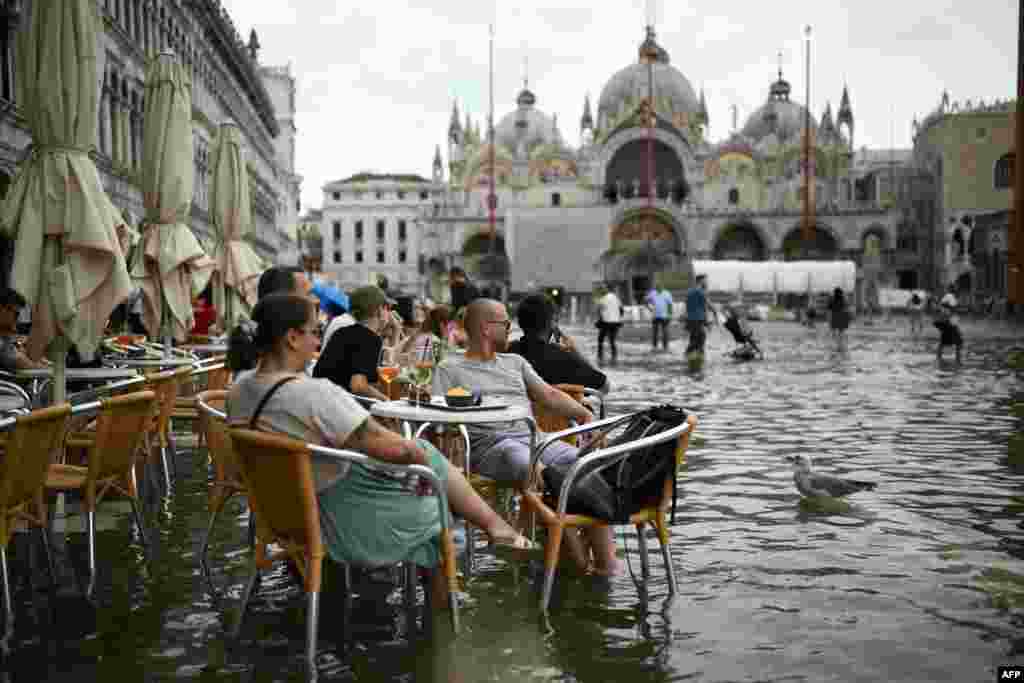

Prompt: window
xmin=397 ymin=191 xmax=406 ymax=200
xmin=332 ymin=191 xmax=340 ymax=200
xmin=399 ymin=250 xmax=407 ymax=263
xmin=995 ymin=153 xmax=1014 ymax=189
xmin=354 ymin=220 xmax=363 ymax=240
xmin=398 ymin=220 xmax=407 ymax=241
xmin=355 ymin=251 xmax=363 ymax=263
xmin=376 ymin=250 xmax=385 ymax=263
xmin=976 ymin=127 xmax=987 ymax=140
xmin=551 ymin=192 xmax=561 ymax=207
xmin=375 ymin=191 xmax=383 ymax=200
xmin=332 ymin=221 xmax=341 ymax=240
xmin=333 ymin=250 xmax=341 ymax=263
xmin=728 ymin=188 xmax=740 ymax=205
xmin=419 ymin=190 xmax=429 ymax=200
xmin=376 ymin=220 xmax=385 ymax=240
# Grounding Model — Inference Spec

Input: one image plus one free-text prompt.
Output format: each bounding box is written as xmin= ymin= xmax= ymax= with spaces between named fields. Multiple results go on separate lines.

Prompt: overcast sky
xmin=220 ymin=0 xmax=1018 ymax=214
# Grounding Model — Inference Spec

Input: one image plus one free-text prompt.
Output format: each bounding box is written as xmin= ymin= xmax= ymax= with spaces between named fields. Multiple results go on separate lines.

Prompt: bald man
xmin=432 ymin=299 xmax=622 ymax=575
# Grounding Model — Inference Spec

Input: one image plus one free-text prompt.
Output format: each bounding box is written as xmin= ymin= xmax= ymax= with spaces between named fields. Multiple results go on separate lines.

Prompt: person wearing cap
xmin=314 ymin=285 xmax=395 ymax=400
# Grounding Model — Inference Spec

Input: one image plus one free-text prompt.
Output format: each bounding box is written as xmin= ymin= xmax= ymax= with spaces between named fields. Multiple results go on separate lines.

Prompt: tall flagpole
xmin=1011 ymin=0 xmax=1023 ymax=312
xmin=488 ymin=23 xmax=497 ymax=247
xmin=802 ymin=25 xmax=813 ymax=250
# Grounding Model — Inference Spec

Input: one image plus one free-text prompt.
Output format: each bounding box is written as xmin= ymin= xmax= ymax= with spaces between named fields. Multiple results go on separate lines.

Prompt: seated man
xmin=506 ymin=293 xmax=610 ymax=394
xmin=0 ymin=287 xmax=47 ymax=371
xmin=314 ymin=285 xmax=399 ymax=401
xmin=431 ymin=298 xmax=622 ymax=575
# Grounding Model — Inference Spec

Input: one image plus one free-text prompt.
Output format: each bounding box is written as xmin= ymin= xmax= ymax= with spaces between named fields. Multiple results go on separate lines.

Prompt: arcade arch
xmin=781 ymin=224 xmax=840 ymax=260
xmin=711 ymin=221 xmax=768 ymax=261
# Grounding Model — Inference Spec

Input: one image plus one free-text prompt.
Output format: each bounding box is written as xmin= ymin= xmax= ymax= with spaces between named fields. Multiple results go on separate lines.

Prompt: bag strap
xmin=249 ymin=375 xmax=299 ymax=430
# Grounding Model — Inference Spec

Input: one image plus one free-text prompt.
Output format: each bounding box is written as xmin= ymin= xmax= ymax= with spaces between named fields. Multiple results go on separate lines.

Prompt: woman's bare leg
xmin=444 ymin=463 xmax=519 ymax=541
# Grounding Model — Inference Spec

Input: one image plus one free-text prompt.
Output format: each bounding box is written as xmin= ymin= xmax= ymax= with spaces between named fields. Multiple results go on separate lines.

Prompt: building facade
xmin=0 ymin=0 xmax=300 ymax=282
xmin=417 ymin=25 xmax=906 ymax=308
xmin=318 ymin=173 xmax=446 ymax=295
xmin=910 ymin=93 xmax=1015 ymax=303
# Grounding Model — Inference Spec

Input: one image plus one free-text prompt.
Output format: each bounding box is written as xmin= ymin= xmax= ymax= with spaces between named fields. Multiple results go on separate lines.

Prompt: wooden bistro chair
xmin=195 ymin=390 xmax=265 ymax=597
xmin=228 ymin=428 xmax=461 ymax=672
xmin=519 ymin=412 xmax=697 ymax=613
xmin=174 ymin=361 xmax=230 ymax=450
xmin=143 ymin=367 xmax=193 ymax=491
xmin=0 ymin=404 xmax=73 ymax=634
xmin=45 ymin=391 xmax=157 ymax=598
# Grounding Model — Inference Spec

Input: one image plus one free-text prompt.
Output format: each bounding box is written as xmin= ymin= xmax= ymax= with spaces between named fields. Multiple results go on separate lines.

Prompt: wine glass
xmin=411 ymin=340 xmax=435 ymax=409
xmin=378 ymin=347 xmax=399 ymax=400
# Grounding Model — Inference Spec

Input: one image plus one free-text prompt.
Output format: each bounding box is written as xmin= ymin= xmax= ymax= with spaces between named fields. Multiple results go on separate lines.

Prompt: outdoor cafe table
xmin=14 ymin=366 xmax=141 ymax=405
xmin=369 ymin=399 xmax=536 ymax=576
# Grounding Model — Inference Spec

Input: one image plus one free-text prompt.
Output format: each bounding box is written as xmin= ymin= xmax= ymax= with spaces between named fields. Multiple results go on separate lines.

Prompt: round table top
xmin=14 ymin=367 xmax=140 ymax=380
xmin=370 ymin=399 xmax=530 ymax=425
xmin=110 ymin=357 xmax=197 ymax=368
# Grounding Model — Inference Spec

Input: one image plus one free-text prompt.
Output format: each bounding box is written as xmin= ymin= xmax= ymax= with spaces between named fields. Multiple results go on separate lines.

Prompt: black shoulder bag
xmin=542 ymin=404 xmax=689 ymax=524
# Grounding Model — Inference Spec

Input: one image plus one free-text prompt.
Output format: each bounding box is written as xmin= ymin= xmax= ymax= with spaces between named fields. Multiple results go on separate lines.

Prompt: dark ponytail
xmin=227 ymin=293 xmax=316 ymax=372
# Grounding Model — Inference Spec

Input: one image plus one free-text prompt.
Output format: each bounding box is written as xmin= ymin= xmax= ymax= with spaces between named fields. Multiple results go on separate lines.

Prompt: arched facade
xmin=781 ymin=224 xmax=840 ymax=260
xmin=604 ymin=138 xmax=684 ymax=199
xmin=595 ymin=124 xmax=695 ymax=187
xmin=711 ymin=221 xmax=768 ymax=260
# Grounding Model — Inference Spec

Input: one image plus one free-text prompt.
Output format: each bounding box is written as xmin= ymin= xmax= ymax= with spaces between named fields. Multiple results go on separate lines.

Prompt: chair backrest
xmin=0 ymin=380 xmax=31 ymax=414
xmin=87 ymin=390 xmax=158 ymax=489
xmin=145 ymin=368 xmax=190 ymax=441
xmin=196 ymin=389 xmax=243 ymax=496
xmin=228 ymin=427 xmax=323 ymax=592
xmin=0 ymin=403 xmax=72 ymax=544
xmin=533 ymin=384 xmax=586 ymax=444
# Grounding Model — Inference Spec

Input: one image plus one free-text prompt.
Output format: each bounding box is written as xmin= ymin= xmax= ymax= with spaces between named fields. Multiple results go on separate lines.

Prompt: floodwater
xmin=2 ymin=317 xmax=1023 ymax=682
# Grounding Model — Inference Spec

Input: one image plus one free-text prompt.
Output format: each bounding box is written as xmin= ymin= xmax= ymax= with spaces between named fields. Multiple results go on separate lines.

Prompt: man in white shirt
xmin=935 ymin=285 xmax=962 ymax=362
xmin=595 ymin=284 xmax=624 ymax=363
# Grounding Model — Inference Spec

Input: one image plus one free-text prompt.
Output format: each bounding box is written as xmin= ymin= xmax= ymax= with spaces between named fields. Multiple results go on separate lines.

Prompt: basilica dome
xmin=494 ymin=88 xmax=562 ymax=158
xmin=597 ymin=28 xmax=700 ymax=128
xmin=742 ymin=73 xmax=817 ymax=145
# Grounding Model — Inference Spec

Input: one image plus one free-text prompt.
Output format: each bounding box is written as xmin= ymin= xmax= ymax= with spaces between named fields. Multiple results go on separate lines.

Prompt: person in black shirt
xmin=506 ymin=293 xmax=610 ymax=394
xmin=314 ymin=285 xmax=396 ymax=400
xmin=449 ymin=266 xmax=480 ymax=312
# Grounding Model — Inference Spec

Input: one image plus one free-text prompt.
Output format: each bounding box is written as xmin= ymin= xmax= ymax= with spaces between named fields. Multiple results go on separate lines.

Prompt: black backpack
xmin=542 ymin=404 xmax=689 ymax=523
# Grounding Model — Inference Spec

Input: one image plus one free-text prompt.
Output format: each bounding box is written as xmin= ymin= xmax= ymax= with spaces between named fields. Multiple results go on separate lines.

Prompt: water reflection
xmin=0 ymin=320 xmax=1022 ymax=681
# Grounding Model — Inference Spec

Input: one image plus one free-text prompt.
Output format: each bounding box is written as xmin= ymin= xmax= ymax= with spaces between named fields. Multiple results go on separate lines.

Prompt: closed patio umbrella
xmin=210 ymin=121 xmax=263 ymax=329
xmin=133 ymin=50 xmax=214 ymax=349
xmin=0 ymin=0 xmax=132 ymax=403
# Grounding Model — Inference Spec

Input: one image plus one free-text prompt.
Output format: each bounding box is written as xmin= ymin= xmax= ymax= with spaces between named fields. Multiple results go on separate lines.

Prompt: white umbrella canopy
xmin=0 ymin=0 xmax=132 ymax=401
xmin=133 ymin=50 xmax=214 ymax=344
xmin=210 ymin=121 xmax=263 ymax=329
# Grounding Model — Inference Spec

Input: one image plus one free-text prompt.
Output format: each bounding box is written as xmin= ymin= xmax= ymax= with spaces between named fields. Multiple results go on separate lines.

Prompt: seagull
xmin=785 ymin=455 xmax=877 ymax=498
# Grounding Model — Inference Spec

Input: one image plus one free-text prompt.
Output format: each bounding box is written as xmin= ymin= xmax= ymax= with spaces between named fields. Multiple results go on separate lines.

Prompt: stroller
xmin=723 ymin=308 xmax=763 ymax=360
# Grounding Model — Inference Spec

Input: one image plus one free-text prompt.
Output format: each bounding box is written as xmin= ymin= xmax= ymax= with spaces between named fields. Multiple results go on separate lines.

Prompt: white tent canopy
xmin=692 ymin=260 xmax=857 ymax=294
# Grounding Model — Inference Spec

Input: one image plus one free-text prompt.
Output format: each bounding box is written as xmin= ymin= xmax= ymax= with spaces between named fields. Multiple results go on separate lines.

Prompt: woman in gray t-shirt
xmin=226 ymin=293 xmax=534 ymax=571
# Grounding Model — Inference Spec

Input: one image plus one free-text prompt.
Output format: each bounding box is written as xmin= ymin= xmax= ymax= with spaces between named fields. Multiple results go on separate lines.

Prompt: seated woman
xmin=226 ymin=293 xmax=534 ymax=576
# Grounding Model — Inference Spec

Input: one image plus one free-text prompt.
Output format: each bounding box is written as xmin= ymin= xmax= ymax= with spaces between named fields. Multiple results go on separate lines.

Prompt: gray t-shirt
xmin=226 ymin=370 xmax=370 ymax=491
xmin=431 ymin=353 xmax=545 ymax=449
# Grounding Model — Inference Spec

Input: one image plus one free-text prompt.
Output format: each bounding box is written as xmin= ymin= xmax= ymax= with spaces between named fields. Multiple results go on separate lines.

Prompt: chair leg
xmin=305 ymin=591 xmax=320 ymax=675
xmin=129 ymin=497 xmax=148 ymax=551
xmin=232 ymin=562 xmax=260 ymax=639
xmin=0 ymin=547 xmax=12 ymax=638
xmin=36 ymin=527 xmax=56 ymax=596
xmin=159 ymin=444 xmax=172 ymax=492
xmin=403 ymin=563 xmax=417 ymax=636
xmin=200 ymin=500 xmax=226 ymax=598
xmin=85 ymin=511 xmax=97 ymax=598
xmin=540 ymin=525 xmax=564 ymax=613
xmin=636 ymin=523 xmax=651 ymax=581
xmin=340 ymin=563 xmax=352 ymax=651
xmin=655 ymin=519 xmax=677 ymax=596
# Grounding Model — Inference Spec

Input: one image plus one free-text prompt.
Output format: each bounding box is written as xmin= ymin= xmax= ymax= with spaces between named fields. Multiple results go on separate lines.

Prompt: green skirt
xmin=317 ymin=439 xmax=448 ymax=568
